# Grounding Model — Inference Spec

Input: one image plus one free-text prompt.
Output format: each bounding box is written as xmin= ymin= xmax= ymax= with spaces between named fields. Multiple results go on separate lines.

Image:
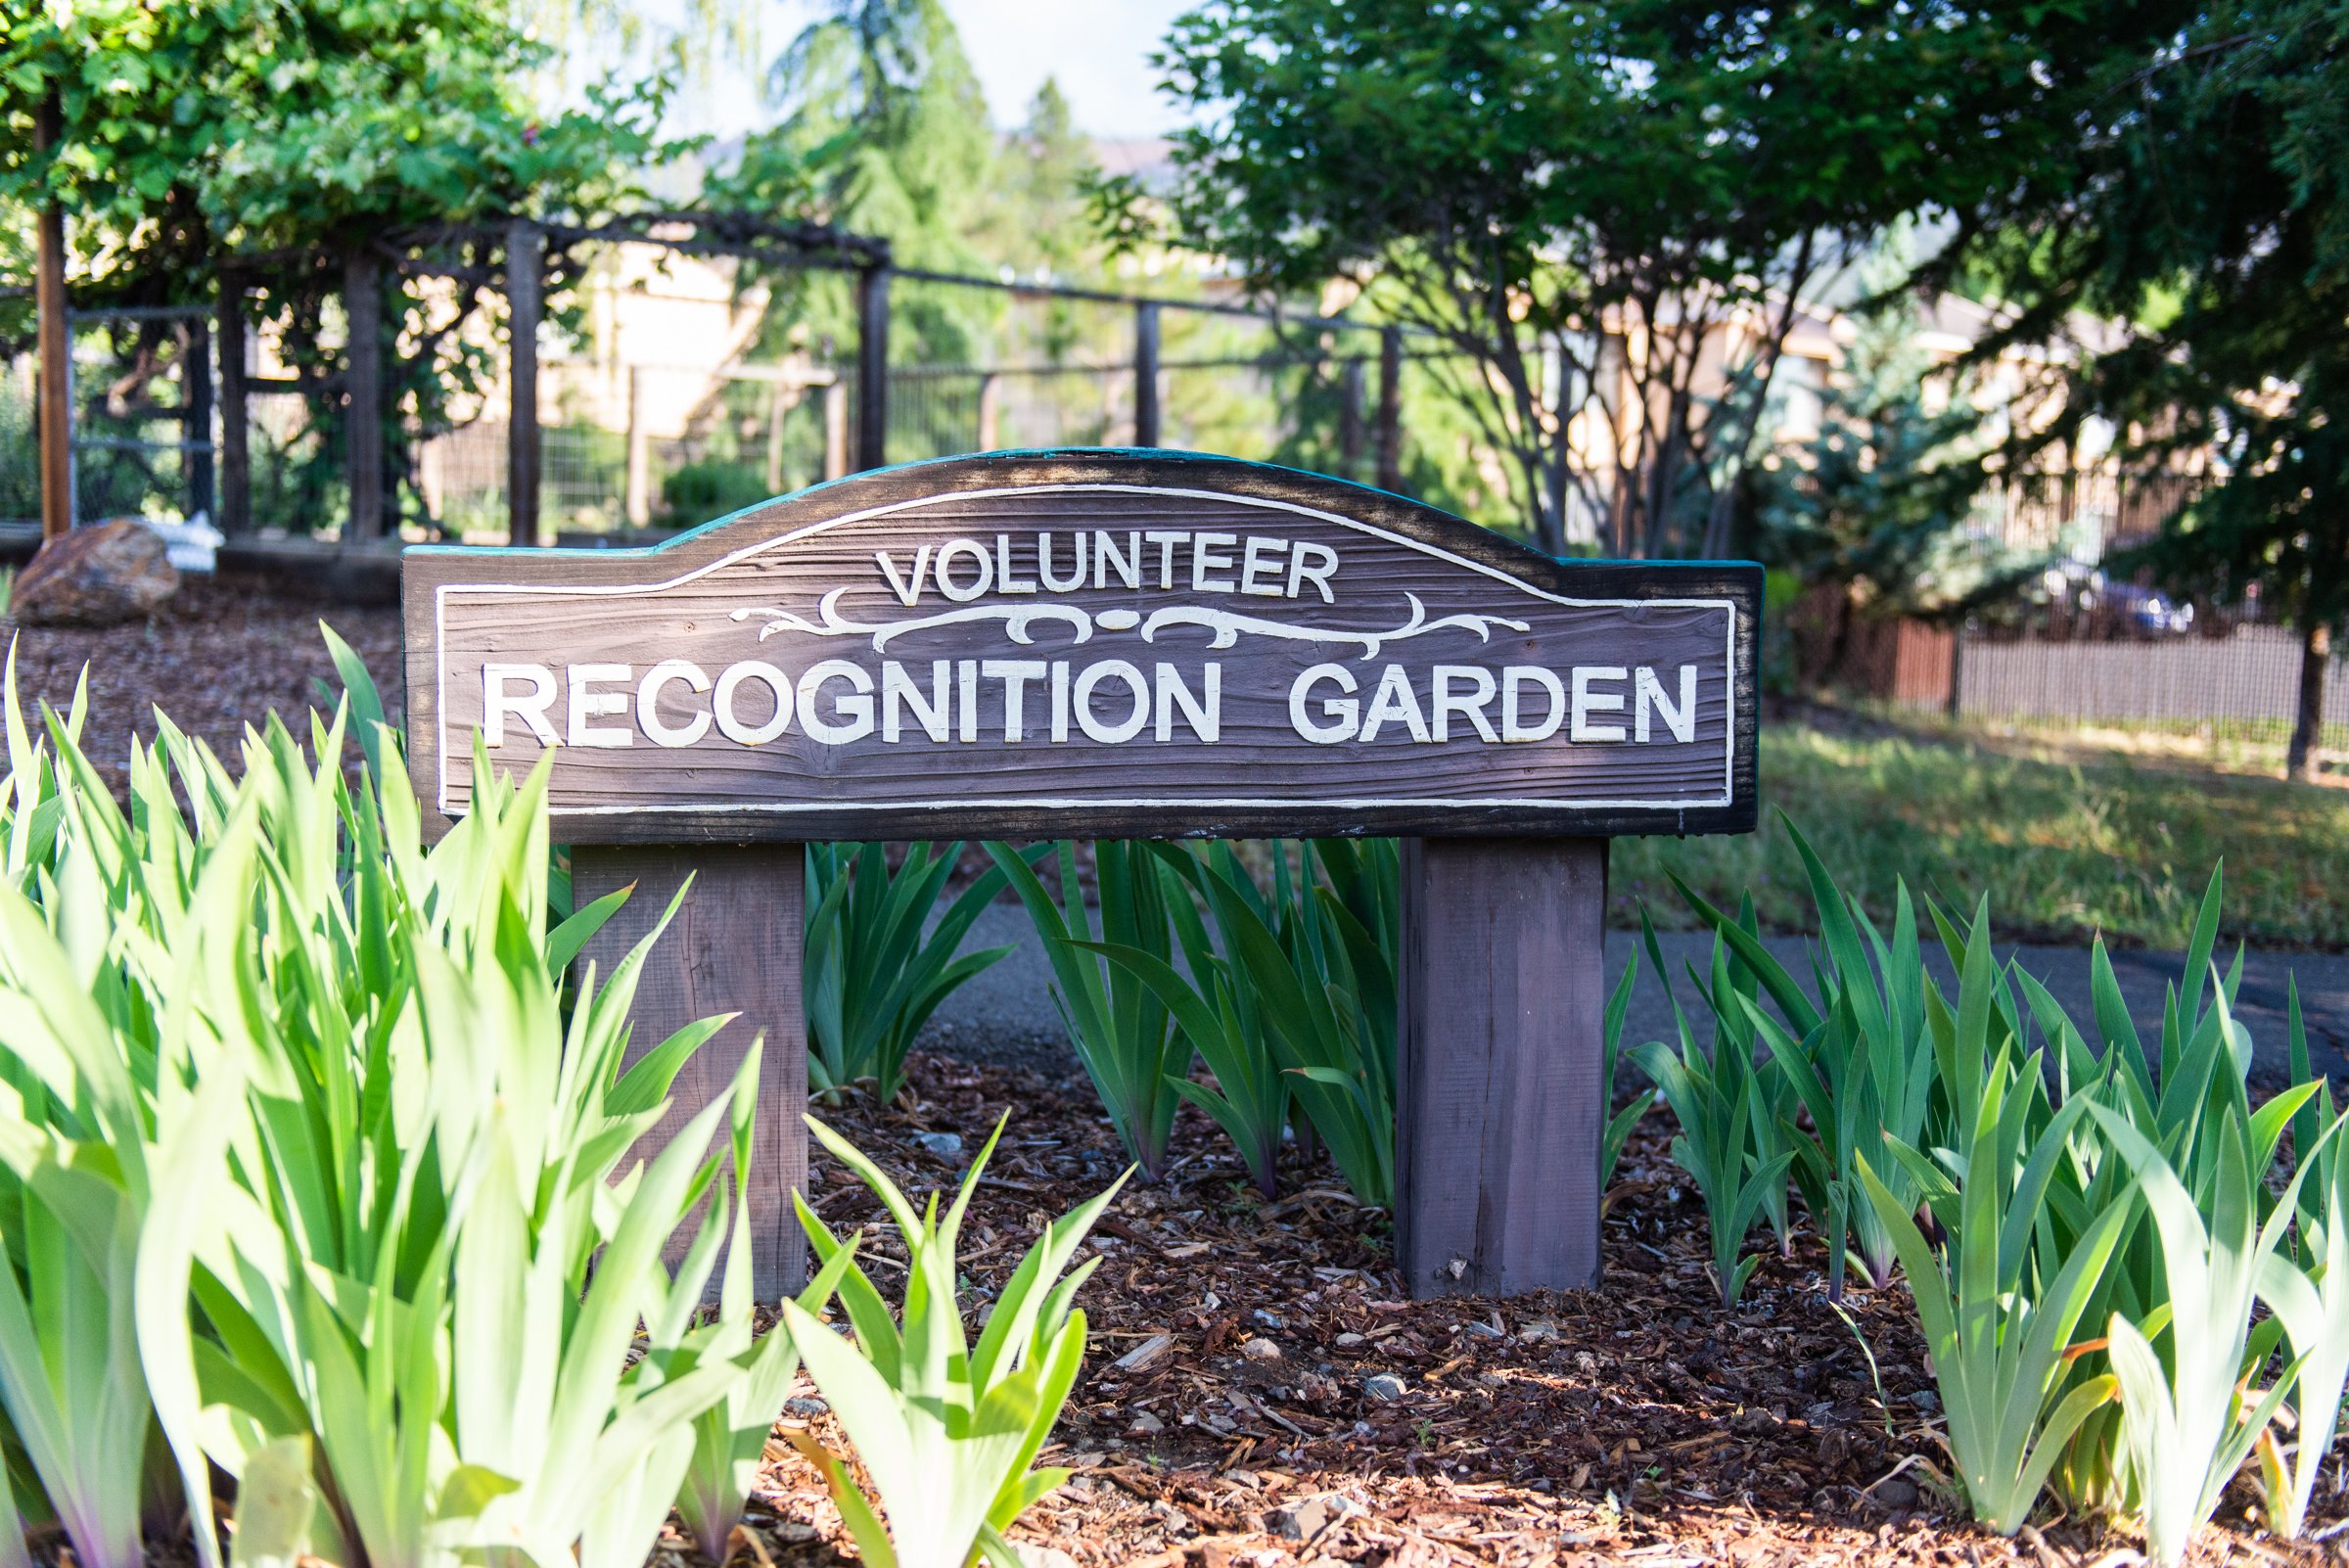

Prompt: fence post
xmin=344 ymin=249 xmax=384 ymax=544
xmin=822 ymin=382 xmax=849 ymax=482
xmin=216 ymin=275 xmax=251 ymax=536
xmin=35 ymin=90 xmax=71 ymax=540
xmin=854 ymin=263 xmax=890 ymax=473
xmin=1946 ymin=621 xmax=1965 ymax=720
xmin=1375 ymin=325 xmax=1403 ymax=494
xmin=507 ymin=217 xmax=544 ymax=546
xmin=1133 ymin=301 xmax=1162 ymax=449
xmin=185 ymin=315 xmax=214 ymax=527
xmin=624 ymin=366 xmax=652 ymax=528
xmin=976 ymin=372 xmax=1001 ymax=452
xmin=1339 ymin=355 xmax=1366 ymax=480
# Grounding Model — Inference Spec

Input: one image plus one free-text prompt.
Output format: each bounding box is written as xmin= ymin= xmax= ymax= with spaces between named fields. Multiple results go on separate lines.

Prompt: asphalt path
xmin=917 ymin=904 xmax=2349 ymax=1091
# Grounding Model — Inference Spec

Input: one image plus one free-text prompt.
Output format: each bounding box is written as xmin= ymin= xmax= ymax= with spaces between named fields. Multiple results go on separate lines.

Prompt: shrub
xmin=805 ymin=842 xmax=1023 ymax=1103
xmin=783 ymin=1115 xmax=1123 ymax=1568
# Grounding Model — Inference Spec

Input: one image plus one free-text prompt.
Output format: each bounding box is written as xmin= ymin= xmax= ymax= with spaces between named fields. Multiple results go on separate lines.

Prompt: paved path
xmin=919 ymin=905 xmax=2349 ymax=1090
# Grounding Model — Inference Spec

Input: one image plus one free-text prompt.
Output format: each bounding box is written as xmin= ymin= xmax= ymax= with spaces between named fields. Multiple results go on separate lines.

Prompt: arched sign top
xmin=403 ymin=449 xmax=1760 ymax=842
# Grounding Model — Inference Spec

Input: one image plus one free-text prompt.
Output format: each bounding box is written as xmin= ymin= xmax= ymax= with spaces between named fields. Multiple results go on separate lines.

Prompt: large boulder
xmin=11 ymin=520 xmax=180 ymax=627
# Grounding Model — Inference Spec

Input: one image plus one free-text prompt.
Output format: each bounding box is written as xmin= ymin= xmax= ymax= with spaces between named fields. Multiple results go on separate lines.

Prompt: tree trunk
xmin=2288 ymin=620 xmax=2330 ymax=782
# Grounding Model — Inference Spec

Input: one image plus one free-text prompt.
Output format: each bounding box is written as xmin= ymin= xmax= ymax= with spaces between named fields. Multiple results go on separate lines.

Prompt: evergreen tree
xmin=1935 ymin=0 xmax=2349 ymax=777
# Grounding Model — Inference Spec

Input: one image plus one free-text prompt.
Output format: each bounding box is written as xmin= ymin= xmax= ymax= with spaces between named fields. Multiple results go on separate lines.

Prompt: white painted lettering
xmin=1050 ymin=661 xmax=1071 ymax=742
xmin=995 ymin=533 xmax=1037 ymax=594
xmin=1240 ymin=535 xmax=1287 ymax=596
xmin=1359 ymin=664 xmax=1432 ymax=743
xmin=1191 ymin=531 xmax=1238 ymax=592
xmin=1154 ymin=663 xmax=1221 ymax=742
xmin=1075 ymin=660 xmax=1150 ymax=744
xmin=1571 ymin=666 xmax=1629 ymax=742
xmin=957 ymin=660 xmax=979 ymax=743
xmin=1290 ymin=664 xmax=1359 ymax=744
xmin=935 ymin=538 xmax=994 ymax=602
xmin=1287 ymin=540 xmax=1339 ymax=603
xmin=1144 ymin=530 xmax=1186 ymax=588
xmin=875 ymin=545 xmax=933 ymax=607
xmin=799 ymin=660 xmax=875 ymax=745
xmin=714 ymin=662 xmax=794 ymax=745
xmin=482 ymin=663 xmax=558 ymax=747
xmin=882 ymin=660 xmax=949 ymax=743
xmin=1635 ymin=664 xmax=1698 ymax=743
xmin=1502 ymin=667 xmax=1565 ymax=742
xmin=1037 ymin=531 xmax=1086 ymax=592
xmin=986 ymin=659 xmax=1049 ymax=740
xmin=568 ymin=663 xmax=633 ymax=748
xmin=637 ymin=660 xmax=712 ymax=748
xmin=1432 ymin=665 xmax=1499 ymax=742
xmin=1095 ymin=530 xmax=1141 ymax=589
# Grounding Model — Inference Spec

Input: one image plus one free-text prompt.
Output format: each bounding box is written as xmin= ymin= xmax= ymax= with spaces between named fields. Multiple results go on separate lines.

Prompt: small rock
xmin=769 ymin=1523 xmax=820 ymax=1545
xmin=1477 ymin=1371 xmax=1508 ymax=1388
xmin=1266 ymin=1493 xmax=1359 ymax=1542
xmin=1013 ymin=1544 xmax=1080 ymax=1568
xmin=1149 ymin=1499 xmax=1194 ymax=1536
xmin=1518 ymin=1318 xmax=1559 ymax=1342
xmin=1240 ymin=1337 xmax=1281 ymax=1362
xmin=1873 ymin=1477 xmax=1919 ymax=1509
xmin=911 ymin=1130 xmax=963 ymax=1158
xmin=1464 ymin=1320 xmax=1504 ymax=1339
xmin=1362 ymin=1372 xmax=1408 ymax=1402
xmin=1909 ymin=1388 xmax=1941 ymax=1411
xmin=1128 ymin=1409 xmax=1164 ymax=1434
xmin=784 ymin=1396 xmax=829 ymax=1417
xmin=1333 ymin=1332 xmax=1365 ymax=1347
xmin=12 ymin=520 xmax=178 ymax=628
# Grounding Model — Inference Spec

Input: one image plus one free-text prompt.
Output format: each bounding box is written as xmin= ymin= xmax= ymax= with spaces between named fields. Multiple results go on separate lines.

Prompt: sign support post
xmin=403 ymin=450 xmax=1756 ymax=1302
xmin=571 ymin=843 xmax=809 ymax=1299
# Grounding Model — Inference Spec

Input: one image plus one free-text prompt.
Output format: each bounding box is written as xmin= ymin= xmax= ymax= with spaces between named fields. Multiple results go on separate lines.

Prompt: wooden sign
xmin=400 ymin=452 xmax=1762 ymax=1301
xmin=405 ymin=452 xmax=1757 ymax=842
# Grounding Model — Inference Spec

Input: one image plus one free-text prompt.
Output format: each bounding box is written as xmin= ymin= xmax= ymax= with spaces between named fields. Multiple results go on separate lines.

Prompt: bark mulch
xmin=678 ymin=1052 xmax=2349 ymax=1568
xmin=0 ymin=576 xmax=403 ymax=796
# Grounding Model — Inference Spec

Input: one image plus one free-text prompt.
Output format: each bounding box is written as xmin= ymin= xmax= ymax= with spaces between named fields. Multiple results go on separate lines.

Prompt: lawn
xmin=1610 ymin=715 xmax=2349 ymax=950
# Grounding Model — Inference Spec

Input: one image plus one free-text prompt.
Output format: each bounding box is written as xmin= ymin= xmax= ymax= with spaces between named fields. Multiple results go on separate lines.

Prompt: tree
xmin=1126 ymin=0 xmax=2151 ymax=556
xmin=1 ymin=0 xmax=673 ymax=530
xmin=1935 ymin=0 xmax=2349 ymax=778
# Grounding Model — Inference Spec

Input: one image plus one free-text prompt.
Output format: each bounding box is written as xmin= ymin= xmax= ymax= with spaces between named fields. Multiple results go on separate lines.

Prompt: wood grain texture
xmin=1396 ymin=836 xmax=1605 ymax=1298
xmin=572 ymin=843 xmax=806 ymax=1299
xmin=402 ymin=451 xmax=1761 ymax=844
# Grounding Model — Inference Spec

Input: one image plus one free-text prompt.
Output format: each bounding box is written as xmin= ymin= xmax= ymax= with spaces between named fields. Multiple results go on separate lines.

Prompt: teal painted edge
xmin=402 ymin=442 xmax=1765 ymax=577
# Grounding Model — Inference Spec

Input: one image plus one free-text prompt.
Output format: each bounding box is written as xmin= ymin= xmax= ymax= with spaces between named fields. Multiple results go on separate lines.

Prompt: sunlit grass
xmin=1611 ymin=723 xmax=2349 ymax=949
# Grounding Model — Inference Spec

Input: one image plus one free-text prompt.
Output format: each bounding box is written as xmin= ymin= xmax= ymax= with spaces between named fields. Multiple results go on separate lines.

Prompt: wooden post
xmin=216 ymin=276 xmax=252 ymax=536
xmin=1133 ymin=301 xmax=1162 ymax=449
xmin=854 ymin=264 xmax=890 ymax=473
xmin=571 ymin=844 xmax=807 ymax=1300
xmin=508 ymin=218 xmax=544 ymax=546
xmin=184 ymin=316 xmax=214 ymax=526
xmin=1946 ymin=621 xmax=1965 ymax=720
xmin=1375 ymin=325 xmax=1404 ymax=494
xmin=344 ymin=250 xmax=384 ymax=544
xmin=1396 ymin=837 xmax=1606 ymax=1297
xmin=1339 ymin=355 xmax=1366 ymax=481
xmin=976 ymin=372 xmax=1001 ymax=452
xmin=35 ymin=91 xmax=71 ymax=540
xmin=623 ymin=366 xmax=652 ymax=528
xmin=822 ymin=382 xmax=849 ymax=482
xmin=764 ymin=383 xmax=787 ymax=494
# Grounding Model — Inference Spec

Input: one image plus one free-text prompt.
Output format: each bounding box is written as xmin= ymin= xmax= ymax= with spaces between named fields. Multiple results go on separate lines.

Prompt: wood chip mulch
xmin=659 ymin=1051 xmax=2349 ymax=1568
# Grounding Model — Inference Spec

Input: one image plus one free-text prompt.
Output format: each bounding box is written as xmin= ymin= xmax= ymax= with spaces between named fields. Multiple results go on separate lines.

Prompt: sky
xmin=624 ymin=0 xmax=1202 ymax=142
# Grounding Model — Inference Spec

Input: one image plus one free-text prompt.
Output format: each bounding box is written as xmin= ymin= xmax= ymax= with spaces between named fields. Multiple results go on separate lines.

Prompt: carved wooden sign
xmin=403 ymin=451 xmax=1759 ymax=841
